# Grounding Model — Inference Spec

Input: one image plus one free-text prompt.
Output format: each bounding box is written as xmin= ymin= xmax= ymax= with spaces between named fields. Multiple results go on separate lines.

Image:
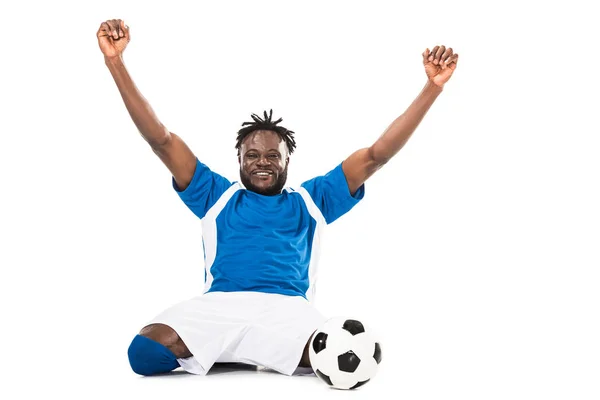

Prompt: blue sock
xmin=128 ymin=334 xmax=180 ymax=376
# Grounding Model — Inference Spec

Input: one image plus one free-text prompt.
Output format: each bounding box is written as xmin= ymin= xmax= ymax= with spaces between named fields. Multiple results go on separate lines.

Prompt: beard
xmin=240 ymin=165 xmax=288 ymax=196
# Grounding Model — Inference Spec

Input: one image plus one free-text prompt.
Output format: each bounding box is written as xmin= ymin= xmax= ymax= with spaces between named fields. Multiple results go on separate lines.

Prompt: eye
xmin=246 ymin=153 xmax=258 ymax=158
xmin=268 ymin=154 xmax=280 ymax=158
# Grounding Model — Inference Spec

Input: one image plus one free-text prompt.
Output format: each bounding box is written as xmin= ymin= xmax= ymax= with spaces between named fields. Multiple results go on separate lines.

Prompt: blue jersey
xmin=174 ymin=159 xmax=365 ymax=301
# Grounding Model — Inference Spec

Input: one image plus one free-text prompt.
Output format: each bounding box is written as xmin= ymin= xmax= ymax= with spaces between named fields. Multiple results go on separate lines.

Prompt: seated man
xmin=96 ymin=18 xmax=458 ymax=376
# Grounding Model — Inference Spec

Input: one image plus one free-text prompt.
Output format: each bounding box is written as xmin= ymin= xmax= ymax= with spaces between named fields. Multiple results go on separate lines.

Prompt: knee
xmin=139 ymin=323 xmax=191 ymax=358
xmin=140 ymin=323 xmax=179 ymax=347
xmin=128 ymin=334 xmax=179 ymax=376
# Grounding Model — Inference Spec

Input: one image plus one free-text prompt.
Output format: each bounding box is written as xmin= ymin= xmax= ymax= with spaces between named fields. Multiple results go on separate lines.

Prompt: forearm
xmin=105 ymin=56 xmax=169 ymax=146
xmin=370 ymin=80 xmax=443 ymax=163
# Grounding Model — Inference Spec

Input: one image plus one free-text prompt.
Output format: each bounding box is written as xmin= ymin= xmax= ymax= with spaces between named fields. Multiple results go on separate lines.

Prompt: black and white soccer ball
xmin=309 ymin=316 xmax=382 ymax=390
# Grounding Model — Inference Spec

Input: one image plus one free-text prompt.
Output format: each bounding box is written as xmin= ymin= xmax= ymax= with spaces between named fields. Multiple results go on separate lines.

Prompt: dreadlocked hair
xmin=235 ymin=109 xmax=296 ymax=155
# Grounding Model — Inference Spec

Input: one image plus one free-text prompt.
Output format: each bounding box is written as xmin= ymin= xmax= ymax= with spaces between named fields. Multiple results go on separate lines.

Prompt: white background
xmin=1 ymin=0 xmax=598 ymax=399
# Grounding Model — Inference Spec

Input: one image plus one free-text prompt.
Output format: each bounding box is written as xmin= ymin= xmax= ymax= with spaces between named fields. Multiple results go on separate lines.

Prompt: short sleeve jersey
xmin=174 ymin=159 xmax=365 ymax=302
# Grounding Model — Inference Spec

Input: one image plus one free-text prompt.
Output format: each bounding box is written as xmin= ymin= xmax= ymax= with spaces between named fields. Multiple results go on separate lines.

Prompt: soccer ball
xmin=309 ymin=316 xmax=382 ymax=390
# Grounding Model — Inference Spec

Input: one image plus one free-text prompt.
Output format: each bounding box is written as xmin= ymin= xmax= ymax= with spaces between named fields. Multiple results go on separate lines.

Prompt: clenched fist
xmin=97 ymin=19 xmax=130 ymax=59
xmin=422 ymin=45 xmax=459 ymax=88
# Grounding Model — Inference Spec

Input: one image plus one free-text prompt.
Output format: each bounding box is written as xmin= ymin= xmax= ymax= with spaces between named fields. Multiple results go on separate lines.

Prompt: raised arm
xmin=97 ymin=19 xmax=197 ymax=191
xmin=341 ymin=45 xmax=459 ymax=195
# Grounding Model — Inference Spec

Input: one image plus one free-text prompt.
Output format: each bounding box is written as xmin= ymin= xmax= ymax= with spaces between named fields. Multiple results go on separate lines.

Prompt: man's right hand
xmin=97 ymin=19 xmax=130 ymax=59
xmin=99 ymin=18 xmax=197 ymax=191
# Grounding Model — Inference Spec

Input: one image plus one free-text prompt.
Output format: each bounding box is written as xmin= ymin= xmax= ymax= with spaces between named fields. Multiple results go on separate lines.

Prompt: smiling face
xmin=238 ymin=130 xmax=290 ymax=196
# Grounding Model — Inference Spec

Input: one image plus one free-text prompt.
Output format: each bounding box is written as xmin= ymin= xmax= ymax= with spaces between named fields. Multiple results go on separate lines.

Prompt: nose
xmin=257 ymin=155 xmax=270 ymax=166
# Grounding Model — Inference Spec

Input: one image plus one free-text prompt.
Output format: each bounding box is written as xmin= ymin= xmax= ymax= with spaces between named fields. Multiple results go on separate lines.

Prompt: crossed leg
xmin=128 ymin=323 xmax=314 ymax=375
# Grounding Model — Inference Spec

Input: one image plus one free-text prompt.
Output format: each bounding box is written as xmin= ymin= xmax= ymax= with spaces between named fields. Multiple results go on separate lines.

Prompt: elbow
xmin=368 ymin=145 xmax=391 ymax=166
xmin=147 ymin=126 xmax=172 ymax=149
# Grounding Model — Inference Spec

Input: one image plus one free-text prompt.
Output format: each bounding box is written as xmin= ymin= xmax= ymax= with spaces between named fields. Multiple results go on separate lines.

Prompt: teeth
xmin=256 ymin=172 xmax=271 ymax=176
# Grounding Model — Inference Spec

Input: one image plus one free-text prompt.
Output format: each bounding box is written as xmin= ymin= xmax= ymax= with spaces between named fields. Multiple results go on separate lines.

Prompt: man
xmin=97 ymin=18 xmax=458 ymax=377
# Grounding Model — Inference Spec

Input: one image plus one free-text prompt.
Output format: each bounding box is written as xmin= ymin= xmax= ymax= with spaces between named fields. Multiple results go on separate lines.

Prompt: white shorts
xmin=146 ymin=291 xmax=326 ymax=376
